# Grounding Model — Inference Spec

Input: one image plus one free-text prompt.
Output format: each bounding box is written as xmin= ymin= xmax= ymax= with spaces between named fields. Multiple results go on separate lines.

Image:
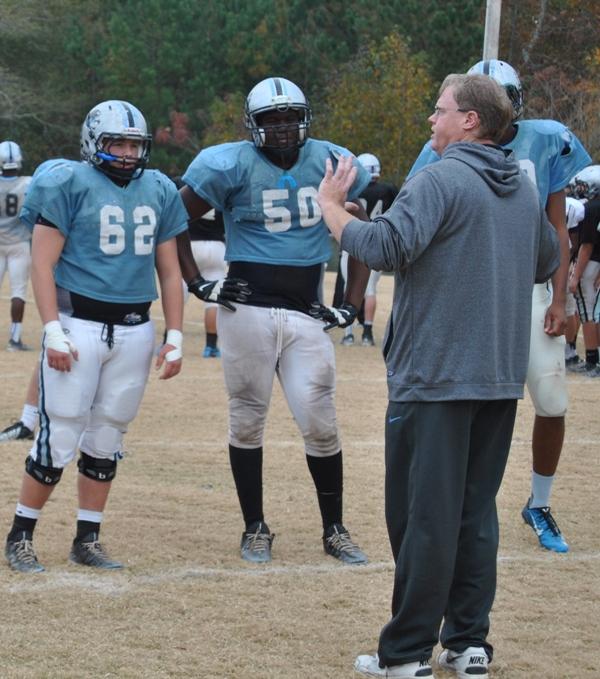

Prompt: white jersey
xmin=0 ymin=175 xmax=31 ymax=245
xmin=565 ymin=196 xmax=585 ymax=230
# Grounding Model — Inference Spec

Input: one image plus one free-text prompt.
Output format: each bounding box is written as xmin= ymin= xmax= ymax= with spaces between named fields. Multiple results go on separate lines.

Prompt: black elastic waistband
xmin=60 ymin=289 xmax=152 ymax=325
xmin=72 ymin=310 xmax=150 ymax=326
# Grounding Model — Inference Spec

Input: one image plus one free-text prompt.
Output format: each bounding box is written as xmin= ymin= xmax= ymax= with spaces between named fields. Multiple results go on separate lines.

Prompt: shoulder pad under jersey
xmin=196 ymin=141 xmax=252 ymax=172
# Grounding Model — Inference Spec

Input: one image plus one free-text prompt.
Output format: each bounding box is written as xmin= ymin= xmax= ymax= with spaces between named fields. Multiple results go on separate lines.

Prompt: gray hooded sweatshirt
xmin=341 ymin=142 xmax=560 ymax=402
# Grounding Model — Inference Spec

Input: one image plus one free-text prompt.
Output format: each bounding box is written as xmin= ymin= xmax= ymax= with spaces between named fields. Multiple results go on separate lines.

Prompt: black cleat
xmin=5 ymin=532 xmax=45 ymax=573
xmin=323 ymin=523 xmax=368 ymax=565
xmin=0 ymin=420 xmax=34 ymax=442
xmin=240 ymin=521 xmax=274 ymax=563
xmin=69 ymin=533 xmax=124 ymax=569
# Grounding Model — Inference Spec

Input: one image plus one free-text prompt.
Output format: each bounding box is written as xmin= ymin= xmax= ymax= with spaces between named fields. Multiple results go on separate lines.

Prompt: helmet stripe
xmin=273 ymin=77 xmax=284 ymax=96
xmin=8 ymin=143 xmax=13 ymax=163
xmin=483 ymin=60 xmax=490 ymax=75
xmin=121 ymin=103 xmax=136 ymax=127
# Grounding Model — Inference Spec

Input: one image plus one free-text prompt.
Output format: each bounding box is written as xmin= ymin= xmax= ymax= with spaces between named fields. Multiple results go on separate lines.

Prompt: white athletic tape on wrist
xmin=165 ymin=329 xmax=183 ymax=362
xmin=44 ymin=320 xmax=77 ymax=354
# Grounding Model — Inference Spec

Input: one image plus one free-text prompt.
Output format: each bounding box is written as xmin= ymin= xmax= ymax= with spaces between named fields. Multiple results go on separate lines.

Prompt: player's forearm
xmin=550 ymin=225 xmax=569 ymax=303
xmin=176 ymin=231 xmax=201 ymax=283
xmin=157 ymin=240 xmax=184 ymax=331
xmin=31 ymin=263 xmax=59 ymax=325
xmin=160 ymin=273 xmax=184 ymax=332
xmin=344 ymin=255 xmax=370 ymax=308
xmin=546 ymin=190 xmax=568 ymax=302
xmin=31 ymin=224 xmax=63 ymax=324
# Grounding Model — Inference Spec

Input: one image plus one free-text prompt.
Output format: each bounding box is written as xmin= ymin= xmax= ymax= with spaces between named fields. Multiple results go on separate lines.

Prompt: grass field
xmin=0 ymin=273 xmax=598 ymax=678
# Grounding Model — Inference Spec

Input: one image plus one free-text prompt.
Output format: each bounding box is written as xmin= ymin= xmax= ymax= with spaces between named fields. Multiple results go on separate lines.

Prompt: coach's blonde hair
xmin=440 ymin=73 xmax=513 ymax=143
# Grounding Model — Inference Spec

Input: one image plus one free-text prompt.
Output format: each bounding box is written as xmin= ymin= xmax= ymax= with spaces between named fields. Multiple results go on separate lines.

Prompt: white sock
xmin=345 ymin=323 xmax=354 ymax=337
xmin=10 ymin=322 xmax=22 ymax=342
xmin=77 ymin=509 xmax=103 ymax=524
xmin=530 ymin=471 xmax=554 ymax=508
xmin=16 ymin=503 xmax=41 ymax=520
xmin=21 ymin=404 xmax=39 ymax=431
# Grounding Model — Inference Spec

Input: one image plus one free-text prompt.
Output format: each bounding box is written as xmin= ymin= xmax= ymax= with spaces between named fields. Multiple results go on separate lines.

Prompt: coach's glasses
xmin=431 ymin=106 xmax=472 ymax=117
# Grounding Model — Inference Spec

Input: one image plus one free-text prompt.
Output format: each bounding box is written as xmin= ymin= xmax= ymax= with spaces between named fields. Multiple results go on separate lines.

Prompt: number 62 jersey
xmin=20 ymin=159 xmax=189 ymax=304
xmin=183 ymin=139 xmax=371 ymax=266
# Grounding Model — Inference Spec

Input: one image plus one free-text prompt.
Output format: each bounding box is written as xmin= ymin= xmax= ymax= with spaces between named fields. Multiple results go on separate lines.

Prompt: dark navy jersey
xmin=359 ymin=181 xmax=398 ymax=219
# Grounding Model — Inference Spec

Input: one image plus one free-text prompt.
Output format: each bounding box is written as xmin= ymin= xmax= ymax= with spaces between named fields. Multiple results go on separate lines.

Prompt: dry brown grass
xmin=0 ymin=273 xmax=598 ymax=679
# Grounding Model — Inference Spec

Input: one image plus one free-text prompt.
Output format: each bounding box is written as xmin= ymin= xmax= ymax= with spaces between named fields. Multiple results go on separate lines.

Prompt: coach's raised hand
xmin=188 ymin=274 xmax=250 ymax=311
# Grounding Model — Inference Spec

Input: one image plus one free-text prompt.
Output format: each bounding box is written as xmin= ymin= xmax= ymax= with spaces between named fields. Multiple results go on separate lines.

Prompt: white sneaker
xmin=355 ymin=653 xmax=434 ymax=677
xmin=437 ymin=647 xmax=488 ymax=678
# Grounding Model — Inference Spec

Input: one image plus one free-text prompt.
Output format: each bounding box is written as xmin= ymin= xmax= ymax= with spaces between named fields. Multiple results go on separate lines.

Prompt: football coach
xmin=317 ymin=73 xmax=560 ymax=679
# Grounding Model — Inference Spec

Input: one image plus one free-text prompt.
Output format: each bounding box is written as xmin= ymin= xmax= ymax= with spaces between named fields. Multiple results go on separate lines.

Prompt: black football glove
xmin=310 ymin=302 xmax=358 ymax=331
xmin=188 ymin=275 xmax=250 ymax=311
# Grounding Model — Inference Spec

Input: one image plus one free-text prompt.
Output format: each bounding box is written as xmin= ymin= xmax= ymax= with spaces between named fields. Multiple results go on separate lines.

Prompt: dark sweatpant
xmin=377 ymin=399 xmax=518 ymax=666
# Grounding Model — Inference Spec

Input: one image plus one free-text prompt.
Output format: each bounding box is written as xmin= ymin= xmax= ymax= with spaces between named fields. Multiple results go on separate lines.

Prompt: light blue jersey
xmin=183 ymin=139 xmax=371 ymax=266
xmin=21 ymin=160 xmax=188 ymax=303
xmin=407 ymin=120 xmax=591 ymax=205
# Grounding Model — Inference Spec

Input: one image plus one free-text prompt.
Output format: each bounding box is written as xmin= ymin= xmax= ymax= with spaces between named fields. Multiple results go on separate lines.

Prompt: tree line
xmin=0 ymin=0 xmax=597 ymax=185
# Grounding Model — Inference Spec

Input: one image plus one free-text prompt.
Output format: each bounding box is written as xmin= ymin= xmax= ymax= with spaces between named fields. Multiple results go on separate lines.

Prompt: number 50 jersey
xmin=20 ymin=160 xmax=189 ymax=304
xmin=183 ymin=139 xmax=371 ymax=266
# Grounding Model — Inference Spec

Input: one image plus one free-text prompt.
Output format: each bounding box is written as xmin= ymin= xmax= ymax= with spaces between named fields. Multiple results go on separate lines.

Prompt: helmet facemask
xmin=253 ymin=108 xmax=310 ymax=158
xmin=96 ymin=134 xmax=152 ymax=181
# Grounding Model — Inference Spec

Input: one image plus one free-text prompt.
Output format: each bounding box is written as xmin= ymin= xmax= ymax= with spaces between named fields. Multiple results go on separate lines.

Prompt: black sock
xmin=76 ymin=520 xmax=101 ymax=541
xmin=362 ymin=323 xmax=373 ymax=338
xmin=306 ymin=451 xmax=343 ymax=530
xmin=206 ymin=333 xmax=218 ymax=349
xmin=8 ymin=515 xmax=38 ymax=542
xmin=585 ymin=348 xmax=598 ymax=366
xmin=229 ymin=445 xmax=263 ymax=528
xmin=568 ymin=341 xmax=577 ymax=351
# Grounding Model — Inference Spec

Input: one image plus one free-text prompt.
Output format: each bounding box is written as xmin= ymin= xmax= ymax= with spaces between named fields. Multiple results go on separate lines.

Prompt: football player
xmin=564 ymin=194 xmax=586 ymax=366
xmin=0 ymin=141 xmax=32 ymax=351
xmin=407 ymin=60 xmax=591 ymax=553
xmin=568 ymin=165 xmax=600 ymax=375
xmin=5 ymin=100 xmax=188 ymax=573
xmin=177 ymin=76 xmax=371 ymax=564
xmin=339 ymin=153 xmax=398 ymax=346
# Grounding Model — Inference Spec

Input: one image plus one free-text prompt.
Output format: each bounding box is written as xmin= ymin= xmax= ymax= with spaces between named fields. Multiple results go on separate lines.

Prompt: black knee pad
xmin=77 ymin=452 xmax=117 ymax=482
xmin=25 ymin=457 xmax=63 ymax=486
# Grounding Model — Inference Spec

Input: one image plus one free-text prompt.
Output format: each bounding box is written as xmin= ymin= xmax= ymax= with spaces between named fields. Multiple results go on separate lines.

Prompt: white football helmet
xmin=572 ymin=165 xmax=600 ymax=200
xmin=468 ymin=59 xmax=524 ymax=120
xmin=80 ymin=100 xmax=152 ymax=179
xmin=244 ymin=77 xmax=312 ymax=150
xmin=357 ymin=153 xmax=381 ymax=179
xmin=0 ymin=141 xmax=23 ymax=172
